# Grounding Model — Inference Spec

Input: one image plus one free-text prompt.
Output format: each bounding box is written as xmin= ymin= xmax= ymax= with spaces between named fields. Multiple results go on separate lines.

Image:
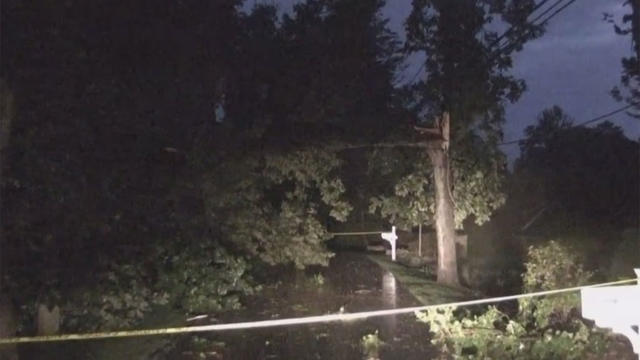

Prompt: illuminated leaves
xmin=451 ymin=155 xmax=506 ymax=228
xmin=369 ymin=168 xmax=434 ymax=230
xmin=418 ymin=241 xmax=609 ymax=359
xmin=369 ymin=146 xmax=506 ymax=230
xmin=64 ymin=265 xmax=170 ymax=331
xmin=204 ymin=149 xmax=352 ymax=268
xmin=158 ymin=245 xmax=253 ymax=314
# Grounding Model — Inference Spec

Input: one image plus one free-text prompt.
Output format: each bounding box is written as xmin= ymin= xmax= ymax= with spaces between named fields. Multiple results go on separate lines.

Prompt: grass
xmin=367 ymin=254 xmax=474 ymax=305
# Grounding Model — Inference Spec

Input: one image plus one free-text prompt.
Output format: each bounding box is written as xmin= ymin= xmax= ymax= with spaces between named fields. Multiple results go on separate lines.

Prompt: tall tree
xmin=210 ymin=0 xmax=406 ymax=268
xmin=405 ymin=0 xmax=545 ymax=284
xmin=248 ymin=0 xmax=402 ymax=144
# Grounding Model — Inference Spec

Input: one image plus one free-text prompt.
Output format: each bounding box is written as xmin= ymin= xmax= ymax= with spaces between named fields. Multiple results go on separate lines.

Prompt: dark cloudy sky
xmin=254 ymin=0 xmax=639 ymax=158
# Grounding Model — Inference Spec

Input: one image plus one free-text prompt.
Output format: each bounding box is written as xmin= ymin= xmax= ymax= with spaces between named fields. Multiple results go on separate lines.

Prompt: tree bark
xmin=424 ymin=112 xmax=459 ymax=285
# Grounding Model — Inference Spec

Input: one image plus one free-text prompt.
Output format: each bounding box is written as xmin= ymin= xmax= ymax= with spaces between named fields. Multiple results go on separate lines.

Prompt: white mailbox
xmin=381 ymin=226 xmax=397 ymax=261
xmin=581 ymin=269 xmax=640 ymax=359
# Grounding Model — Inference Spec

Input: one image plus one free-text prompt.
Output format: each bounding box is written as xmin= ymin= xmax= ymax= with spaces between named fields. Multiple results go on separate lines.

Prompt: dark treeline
xmin=513 ymin=106 xmax=639 ymax=231
xmin=1 ymin=0 xmax=406 ymax=337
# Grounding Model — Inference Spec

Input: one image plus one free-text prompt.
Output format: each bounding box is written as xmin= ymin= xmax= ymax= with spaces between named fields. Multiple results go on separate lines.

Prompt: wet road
xmin=173 ymin=252 xmax=438 ymax=360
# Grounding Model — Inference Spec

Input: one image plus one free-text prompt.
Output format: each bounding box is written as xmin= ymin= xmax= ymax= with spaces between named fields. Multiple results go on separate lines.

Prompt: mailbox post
xmin=581 ymin=269 xmax=640 ymax=359
xmin=381 ymin=226 xmax=397 ymax=261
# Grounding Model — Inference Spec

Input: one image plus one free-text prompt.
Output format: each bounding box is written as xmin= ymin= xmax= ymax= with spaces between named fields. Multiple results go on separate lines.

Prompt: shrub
xmin=361 ymin=330 xmax=383 ymax=360
xmin=608 ymin=228 xmax=640 ymax=279
xmin=63 ymin=239 xmax=254 ymax=331
xmin=204 ymin=150 xmax=351 ymax=269
xmin=417 ymin=240 xmax=611 ymax=360
xmin=64 ymin=264 xmax=169 ymax=331
xmin=157 ymin=241 xmax=254 ymax=315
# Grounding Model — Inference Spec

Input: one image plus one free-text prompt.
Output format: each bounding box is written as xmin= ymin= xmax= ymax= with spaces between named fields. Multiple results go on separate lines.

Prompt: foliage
xmin=418 ymin=240 xmax=610 ymax=360
xmin=361 ymin=330 xmax=384 ymax=360
xmin=609 ymin=228 xmax=640 ymax=279
xmin=61 ymin=240 xmax=253 ymax=330
xmin=205 ymin=149 xmax=352 ymax=269
xmin=223 ymin=0 xmax=403 ymax=143
xmin=369 ymin=143 xmax=506 ymax=230
xmin=157 ymin=242 xmax=254 ymax=315
xmin=522 ymin=241 xmax=593 ymax=292
xmin=519 ymin=241 xmax=593 ymax=328
xmin=273 ymin=0 xmax=402 ymax=141
xmin=450 ymin=138 xmax=507 ymax=227
xmin=369 ymin=159 xmax=433 ymax=230
xmin=605 ymin=1 xmax=640 ymax=115
xmin=312 ymin=273 xmax=325 ymax=286
xmin=64 ymin=264 xmax=169 ymax=332
xmin=405 ymin=0 xmax=545 ymax=134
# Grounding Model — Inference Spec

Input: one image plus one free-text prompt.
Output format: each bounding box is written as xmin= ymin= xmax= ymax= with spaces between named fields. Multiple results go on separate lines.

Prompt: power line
xmin=498 ymin=102 xmax=640 ymax=146
xmin=536 ymin=0 xmax=577 ymax=27
xmin=0 ymin=277 xmax=635 ymax=344
xmin=529 ymin=0 xmax=567 ymax=26
xmin=329 ymin=231 xmax=382 ymax=236
xmin=575 ymin=101 xmax=639 ymax=126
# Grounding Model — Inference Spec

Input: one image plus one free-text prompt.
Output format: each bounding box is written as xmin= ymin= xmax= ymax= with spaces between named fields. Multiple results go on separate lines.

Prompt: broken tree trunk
xmin=421 ymin=112 xmax=459 ymax=285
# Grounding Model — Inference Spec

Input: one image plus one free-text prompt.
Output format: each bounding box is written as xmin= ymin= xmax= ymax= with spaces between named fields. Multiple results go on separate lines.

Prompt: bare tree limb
xmin=327 ymin=141 xmax=442 ymax=151
xmin=521 ymin=206 xmax=547 ymax=232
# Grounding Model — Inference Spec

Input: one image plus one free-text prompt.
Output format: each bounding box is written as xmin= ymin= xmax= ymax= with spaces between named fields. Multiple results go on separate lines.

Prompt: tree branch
xmin=328 ymin=141 xmax=442 ymax=151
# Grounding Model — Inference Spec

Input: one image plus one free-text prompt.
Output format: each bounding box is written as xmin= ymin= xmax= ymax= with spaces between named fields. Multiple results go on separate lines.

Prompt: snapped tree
xmin=403 ymin=0 xmax=546 ymax=285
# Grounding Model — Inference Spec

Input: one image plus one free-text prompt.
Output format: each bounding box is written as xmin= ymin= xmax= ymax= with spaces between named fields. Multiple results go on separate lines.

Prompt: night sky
xmin=256 ymin=0 xmax=640 ymax=160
